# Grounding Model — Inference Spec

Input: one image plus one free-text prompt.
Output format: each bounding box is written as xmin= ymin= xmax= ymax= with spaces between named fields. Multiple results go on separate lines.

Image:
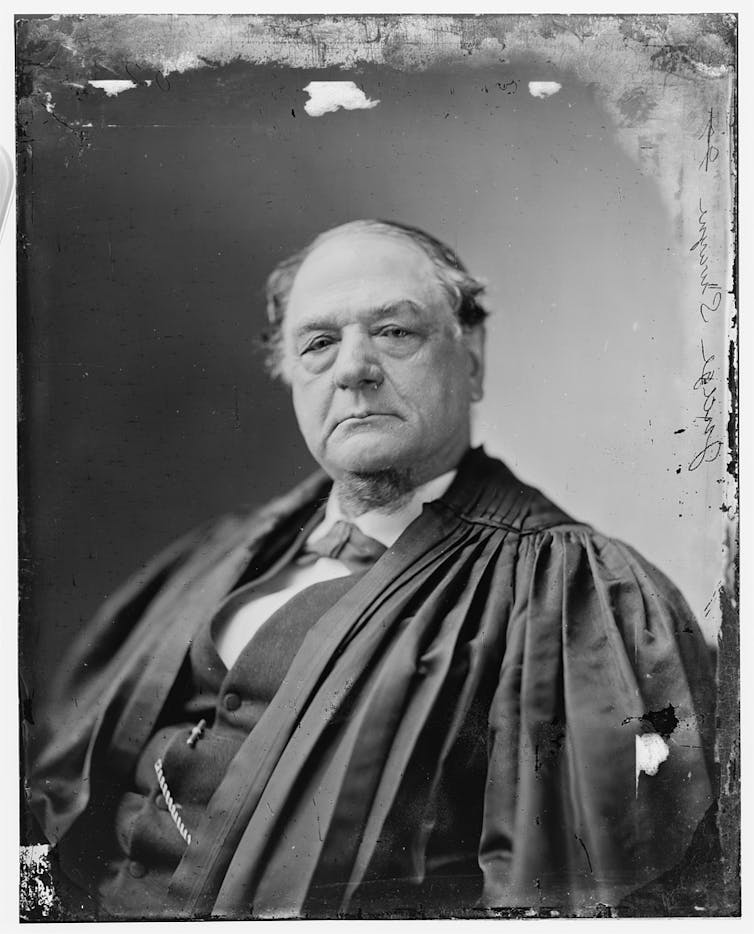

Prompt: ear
xmin=462 ymin=324 xmax=485 ymax=402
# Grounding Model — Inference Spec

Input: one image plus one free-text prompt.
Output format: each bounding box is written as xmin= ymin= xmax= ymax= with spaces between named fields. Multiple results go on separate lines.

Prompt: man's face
xmin=281 ymin=230 xmax=485 ymax=484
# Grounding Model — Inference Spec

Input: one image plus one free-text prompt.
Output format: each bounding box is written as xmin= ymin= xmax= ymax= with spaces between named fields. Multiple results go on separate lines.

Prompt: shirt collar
xmin=308 ymin=468 xmax=457 ymax=549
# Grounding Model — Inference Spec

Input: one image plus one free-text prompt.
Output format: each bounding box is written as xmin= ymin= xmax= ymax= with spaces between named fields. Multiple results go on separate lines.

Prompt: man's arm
xmin=25 ymin=521 xmax=213 ymax=845
xmin=479 ymin=525 xmax=716 ymax=910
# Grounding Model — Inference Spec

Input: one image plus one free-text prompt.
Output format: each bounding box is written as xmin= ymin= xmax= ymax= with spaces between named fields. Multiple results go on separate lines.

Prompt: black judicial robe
xmin=27 ymin=448 xmax=716 ymax=918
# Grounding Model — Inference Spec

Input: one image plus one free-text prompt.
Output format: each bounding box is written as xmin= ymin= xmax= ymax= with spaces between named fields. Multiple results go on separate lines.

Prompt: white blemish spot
xmin=160 ymin=52 xmax=202 ymax=75
xmin=636 ymin=733 xmax=669 ymax=792
xmin=20 ymin=844 xmax=56 ymax=917
xmin=303 ymin=81 xmax=379 ymax=117
xmin=528 ymin=81 xmax=562 ymax=99
xmin=695 ymin=63 xmax=729 ymax=79
xmin=44 ymin=92 xmax=55 ymax=114
xmin=88 ymin=80 xmax=138 ymax=97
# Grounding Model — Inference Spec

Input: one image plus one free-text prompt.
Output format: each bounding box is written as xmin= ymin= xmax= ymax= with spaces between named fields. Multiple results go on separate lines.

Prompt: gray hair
xmin=262 ymin=219 xmax=489 ymax=380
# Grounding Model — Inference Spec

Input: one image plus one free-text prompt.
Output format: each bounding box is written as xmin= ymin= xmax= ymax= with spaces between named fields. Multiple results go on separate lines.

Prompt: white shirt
xmin=215 ymin=469 xmax=457 ymax=667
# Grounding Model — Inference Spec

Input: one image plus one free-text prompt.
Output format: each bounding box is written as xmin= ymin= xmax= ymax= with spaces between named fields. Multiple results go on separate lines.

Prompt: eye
xmin=301 ymin=335 xmax=336 ymax=355
xmin=378 ymin=325 xmax=411 ymax=339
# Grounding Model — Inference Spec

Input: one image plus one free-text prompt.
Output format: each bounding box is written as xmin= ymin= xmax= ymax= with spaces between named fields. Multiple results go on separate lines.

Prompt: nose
xmin=333 ymin=330 xmax=383 ymax=391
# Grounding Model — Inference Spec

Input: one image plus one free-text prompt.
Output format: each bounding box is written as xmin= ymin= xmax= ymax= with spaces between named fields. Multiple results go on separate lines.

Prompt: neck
xmin=333 ymin=468 xmax=417 ymax=518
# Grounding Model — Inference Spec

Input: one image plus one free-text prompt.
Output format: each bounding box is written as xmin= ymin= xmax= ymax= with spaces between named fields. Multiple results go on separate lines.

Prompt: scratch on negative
xmin=574 ymin=834 xmax=593 ymax=873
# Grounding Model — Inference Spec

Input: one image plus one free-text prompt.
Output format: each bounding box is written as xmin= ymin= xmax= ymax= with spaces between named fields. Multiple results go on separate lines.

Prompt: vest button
xmin=128 ymin=861 xmax=147 ymax=879
xmin=155 ymin=794 xmax=168 ymax=811
xmin=223 ymin=692 xmax=241 ymax=711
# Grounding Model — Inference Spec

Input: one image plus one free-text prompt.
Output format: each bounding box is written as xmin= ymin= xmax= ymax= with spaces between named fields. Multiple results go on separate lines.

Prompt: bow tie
xmin=299 ymin=520 xmax=387 ymax=573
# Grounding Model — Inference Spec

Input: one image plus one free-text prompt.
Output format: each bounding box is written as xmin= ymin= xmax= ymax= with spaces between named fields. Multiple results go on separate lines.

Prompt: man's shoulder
xmin=146 ymin=469 xmax=331 ymax=575
xmin=462 ymin=452 xmax=679 ymax=586
xmin=224 ymin=469 xmax=332 ymax=528
xmin=451 ymin=447 xmax=582 ymax=536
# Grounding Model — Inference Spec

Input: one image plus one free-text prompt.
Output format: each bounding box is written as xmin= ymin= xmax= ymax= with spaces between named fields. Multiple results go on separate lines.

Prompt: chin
xmin=327 ymin=435 xmax=413 ymax=475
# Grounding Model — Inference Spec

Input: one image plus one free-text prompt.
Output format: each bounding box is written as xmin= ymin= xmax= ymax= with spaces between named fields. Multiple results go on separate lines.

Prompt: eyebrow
xmin=291 ymin=299 xmax=424 ymax=339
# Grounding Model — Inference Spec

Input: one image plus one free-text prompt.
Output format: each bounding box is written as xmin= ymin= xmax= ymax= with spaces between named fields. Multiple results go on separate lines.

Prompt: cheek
xmin=291 ymin=384 xmax=326 ymax=436
xmin=404 ymin=349 xmax=469 ymax=417
xmin=292 ymin=387 xmax=317 ymax=434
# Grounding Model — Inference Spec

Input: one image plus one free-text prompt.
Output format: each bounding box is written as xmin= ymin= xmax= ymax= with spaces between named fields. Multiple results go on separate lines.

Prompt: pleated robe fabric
xmin=27 ymin=448 xmax=716 ymax=918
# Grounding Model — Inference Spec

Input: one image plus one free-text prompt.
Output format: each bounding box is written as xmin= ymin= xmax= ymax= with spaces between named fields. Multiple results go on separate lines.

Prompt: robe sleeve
xmin=479 ymin=524 xmax=716 ymax=909
xmin=25 ymin=521 xmax=213 ymax=845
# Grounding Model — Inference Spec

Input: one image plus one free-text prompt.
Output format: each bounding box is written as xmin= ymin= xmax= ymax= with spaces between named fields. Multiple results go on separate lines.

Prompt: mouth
xmin=335 ymin=412 xmax=397 ymax=429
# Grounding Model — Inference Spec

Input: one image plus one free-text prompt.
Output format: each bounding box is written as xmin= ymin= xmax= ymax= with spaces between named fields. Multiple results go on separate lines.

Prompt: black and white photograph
xmin=14 ymin=8 xmax=738 ymax=922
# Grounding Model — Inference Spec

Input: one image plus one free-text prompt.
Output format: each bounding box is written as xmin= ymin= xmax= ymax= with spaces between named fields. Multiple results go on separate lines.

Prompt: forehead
xmin=284 ymin=231 xmax=449 ymax=324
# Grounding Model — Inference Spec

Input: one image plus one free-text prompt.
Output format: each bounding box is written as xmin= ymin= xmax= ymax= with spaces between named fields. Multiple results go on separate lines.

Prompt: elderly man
xmin=28 ymin=220 xmax=715 ymax=919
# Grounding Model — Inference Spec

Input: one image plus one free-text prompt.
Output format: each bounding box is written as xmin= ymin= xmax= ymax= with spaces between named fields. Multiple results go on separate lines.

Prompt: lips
xmin=334 ymin=412 xmax=396 ymax=429
xmin=340 ymin=412 xmax=383 ymax=423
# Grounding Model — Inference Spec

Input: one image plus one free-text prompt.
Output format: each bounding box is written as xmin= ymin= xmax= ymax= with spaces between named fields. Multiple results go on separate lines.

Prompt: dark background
xmin=18 ymin=55 xmax=713 ymax=713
